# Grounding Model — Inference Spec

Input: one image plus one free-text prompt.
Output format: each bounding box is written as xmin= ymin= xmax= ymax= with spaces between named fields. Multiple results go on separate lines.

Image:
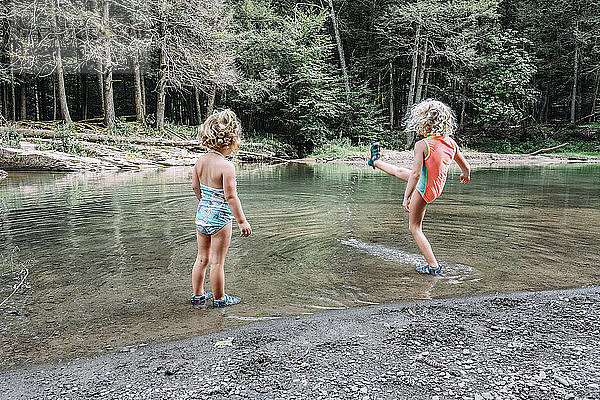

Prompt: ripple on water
xmin=1 ymin=164 xmax=599 ymax=371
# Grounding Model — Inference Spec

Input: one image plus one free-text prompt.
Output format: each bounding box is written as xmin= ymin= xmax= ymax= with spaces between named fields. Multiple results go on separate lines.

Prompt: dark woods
xmin=1 ymin=0 xmax=599 ymax=154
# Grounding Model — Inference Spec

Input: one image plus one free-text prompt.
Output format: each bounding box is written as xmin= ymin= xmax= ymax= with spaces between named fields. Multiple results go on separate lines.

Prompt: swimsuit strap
xmin=208 ymin=149 xmax=226 ymax=158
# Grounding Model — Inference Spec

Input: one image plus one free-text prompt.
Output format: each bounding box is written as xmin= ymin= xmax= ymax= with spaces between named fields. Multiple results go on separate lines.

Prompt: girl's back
xmin=195 ymin=152 xmax=230 ymax=189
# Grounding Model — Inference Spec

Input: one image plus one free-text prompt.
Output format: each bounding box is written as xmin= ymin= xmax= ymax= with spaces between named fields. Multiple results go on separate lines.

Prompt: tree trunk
xmin=459 ymin=84 xmax=466 ymax=129
xmin=592 ymin=71 xmax=599 ymax=122
xmin=414 ymin=36 xmax=428 ymax=104
xmin=52 ymin=76 xmax=57 ymax=120
xmin=194 ymin=87 xmax=202 ymax=124
xmin=570 ymin=46 xmax=579 ymax=123
xmin=407 ymin=24 xmax=421 ymax=112
xmin=1 ymin=20 xmax=9 ymax=121
xmin=140 ymin=72 xmax=146 ymax=113
xmin=81 ymin=74 xmax=88 ymax=120
xmin=389 ymin=61 xmax=394 ymax=129
xmin=326 ymin=0 xmax=350 ymax=95
xmin=570 ymin=18 xmax=579 ymax=123
xmin=34 ymin=80 xmax=40 ymax=121
xmin=155 ymin=20 xmax=167 ymax=130
xmin=206 ymin=82 xmax=217 ymax=117
xmin=133 ymin=49 xmax=145 ymax=124
xmin=19 ymin=83 xmax=26 ymax=120
xmin=52 ymin=1 xmax=72 ymax=124
xmin=94 ymin=60 xmax=104 ymax=117
xmin=377 ymin=71 xmax=381 ymax=106
xmin=10 ymin=69 xmax=15 ymax=121
xmin=102 ymin=0 xmax=116 ymax=129
xmin=0 ymin=84 xmax=4 ymax=122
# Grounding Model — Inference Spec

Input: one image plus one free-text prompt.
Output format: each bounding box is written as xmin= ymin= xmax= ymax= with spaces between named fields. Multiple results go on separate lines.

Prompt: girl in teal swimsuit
xmin=190 ymin=110 xmax=252 ymax=308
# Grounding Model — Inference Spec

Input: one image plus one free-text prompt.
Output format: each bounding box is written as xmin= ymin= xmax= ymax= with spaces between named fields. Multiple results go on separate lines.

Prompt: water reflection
xmin=0 ymin=163 xmax=599 ymax=370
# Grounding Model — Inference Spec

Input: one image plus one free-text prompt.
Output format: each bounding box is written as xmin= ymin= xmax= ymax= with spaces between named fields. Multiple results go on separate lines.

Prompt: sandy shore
xmin=1 ymin=286 xmax=598 ymax=400
xmin=304 ymin=150 xmax=600 ymax=169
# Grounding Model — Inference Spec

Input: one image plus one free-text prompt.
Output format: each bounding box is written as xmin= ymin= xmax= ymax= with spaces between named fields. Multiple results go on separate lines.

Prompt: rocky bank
xmin=1 ymin=286 xmax=598 ymax=400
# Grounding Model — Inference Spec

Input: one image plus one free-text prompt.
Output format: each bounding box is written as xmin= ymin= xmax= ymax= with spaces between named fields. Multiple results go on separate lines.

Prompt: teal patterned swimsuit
xmin=195 ymin=184 xmax=234 ymax=235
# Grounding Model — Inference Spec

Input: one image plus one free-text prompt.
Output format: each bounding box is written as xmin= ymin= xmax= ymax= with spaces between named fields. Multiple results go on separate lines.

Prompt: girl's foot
xmin=416 ymin=265 xmax=442 ymax=275
xmin=213 ymin=294 xmax=241 ymax=308
xmin=190 ymin=292 xmax=213 ymax=307
xmin=367 ymin=142 xmax=381 ymax=168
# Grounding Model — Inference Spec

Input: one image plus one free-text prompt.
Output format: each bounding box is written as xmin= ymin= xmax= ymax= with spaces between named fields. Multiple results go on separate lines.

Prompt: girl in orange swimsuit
xmin=368 ymin=99 xmax=471 ymax=275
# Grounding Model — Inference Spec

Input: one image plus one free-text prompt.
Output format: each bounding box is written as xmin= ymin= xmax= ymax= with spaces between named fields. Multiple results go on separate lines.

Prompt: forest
xmin=1 ymin=0 xmax=599 ymax=156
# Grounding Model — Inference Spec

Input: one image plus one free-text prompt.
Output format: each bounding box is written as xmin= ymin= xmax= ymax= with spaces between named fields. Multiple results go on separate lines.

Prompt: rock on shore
xmin=1 ymin=287 xmax=599 ymax=400
xmin=0 ymin=147 xmax=120 ymax=171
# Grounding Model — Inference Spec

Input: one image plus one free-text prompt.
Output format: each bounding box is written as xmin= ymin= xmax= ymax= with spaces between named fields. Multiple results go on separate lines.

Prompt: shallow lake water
xmin=1 ymin=162 xmax=599 ymax=370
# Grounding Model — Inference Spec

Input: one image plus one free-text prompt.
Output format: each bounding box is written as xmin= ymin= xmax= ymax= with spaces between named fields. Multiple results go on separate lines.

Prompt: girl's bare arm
xmin=191 ymin=163 xmax=202 ymax=201
xmin=402 ymin=140 xmax=427 ymax=212
xmin=454 ymin=149 xmax=471 ymax=184
xmin=223 ymin=163 xmax=252 ymax=237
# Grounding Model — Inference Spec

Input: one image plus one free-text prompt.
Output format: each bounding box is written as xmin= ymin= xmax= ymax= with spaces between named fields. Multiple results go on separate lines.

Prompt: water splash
xmin=340 ymin=238 xmax=473 ymax=276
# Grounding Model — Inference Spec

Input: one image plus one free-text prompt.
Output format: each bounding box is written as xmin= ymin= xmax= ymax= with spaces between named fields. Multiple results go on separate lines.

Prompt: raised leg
xmin=192 ymin=230 xmax=211 ymax=296
xmin=408 ymin=193 xmax=439 ymax=268
xmin=208 ymin=222 xmax=233 ymax=300
xmin=373 ymin=159 xmax=410 ymax=181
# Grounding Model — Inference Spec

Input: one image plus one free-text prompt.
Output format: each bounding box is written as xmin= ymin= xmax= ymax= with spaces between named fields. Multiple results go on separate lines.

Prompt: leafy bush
xmin=309 ymin=138 xmax=369 ymax=159
xmin=0 ymin=127 xmax=22 ymax=148
xmin=39 ymin=124 xmax=88 ymax=156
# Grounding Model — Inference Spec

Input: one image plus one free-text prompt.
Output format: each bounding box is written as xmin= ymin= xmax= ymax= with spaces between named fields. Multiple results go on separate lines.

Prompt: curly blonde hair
xmin=198 ymin=109 xmax=242 ymax=151
xmin=404 ymin=99 xmax=457 ymax=137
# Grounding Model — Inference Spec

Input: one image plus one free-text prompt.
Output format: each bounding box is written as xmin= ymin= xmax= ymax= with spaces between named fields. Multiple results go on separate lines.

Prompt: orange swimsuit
xmin=416 ymin=135 xmax=457 ymax=203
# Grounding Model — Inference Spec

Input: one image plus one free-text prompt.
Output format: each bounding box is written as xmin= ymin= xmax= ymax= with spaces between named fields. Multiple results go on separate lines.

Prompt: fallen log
xmin=7 ymin=127 xmax=203 ymax=148
xmin=3 ymin=127 xmax=293 ymax=162
xmin=529 ymin=142 xmax=569 ymax=156
xmin=237 ymin=150 xmax=290 ymax=163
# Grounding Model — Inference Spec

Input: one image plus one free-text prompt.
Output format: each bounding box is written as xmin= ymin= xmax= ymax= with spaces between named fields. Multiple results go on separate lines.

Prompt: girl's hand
xmin=239 ymin=221 xmax=252 ymax=237
xmin=402 ymin=197 xmax=411 ymax=213
xmin=460 ymin=173 xmax=470 ymax=184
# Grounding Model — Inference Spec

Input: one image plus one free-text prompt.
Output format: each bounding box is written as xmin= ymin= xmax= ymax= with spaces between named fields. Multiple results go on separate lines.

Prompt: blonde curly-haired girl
xmin=367 ymin=99 xmax=471 ymax=275
xmin=190 ymin=109 xmax=251 ymax=308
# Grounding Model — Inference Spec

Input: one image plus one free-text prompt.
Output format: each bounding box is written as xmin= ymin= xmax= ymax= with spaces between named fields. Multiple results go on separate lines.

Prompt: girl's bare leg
xmin=208 ymin=222 xmax=233 ymax=300
xmin=373 ymin=159 xmax=410 ymax=181
xmin=408 ymin=193 xmax=439 ymax=267
xmin=192 ymin=231 xmax=211 ymax=296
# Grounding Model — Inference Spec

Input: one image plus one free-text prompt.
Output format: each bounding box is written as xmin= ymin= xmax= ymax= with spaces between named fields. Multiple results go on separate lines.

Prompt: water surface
xmin=1 ymin=163 xmax=599 ymax=370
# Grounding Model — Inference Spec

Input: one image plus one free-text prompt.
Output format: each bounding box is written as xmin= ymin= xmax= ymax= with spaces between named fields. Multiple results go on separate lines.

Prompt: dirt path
xmin=1 ymin=286 xmax=598 ymax=400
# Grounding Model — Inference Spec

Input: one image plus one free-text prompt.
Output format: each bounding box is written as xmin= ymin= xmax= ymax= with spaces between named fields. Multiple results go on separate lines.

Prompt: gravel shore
xmin=1 ymin=286 xmax=599 ymax=400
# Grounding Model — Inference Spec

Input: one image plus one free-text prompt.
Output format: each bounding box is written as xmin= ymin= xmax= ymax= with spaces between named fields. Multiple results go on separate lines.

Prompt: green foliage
xmin=470 ymin=138 xmax=600 ymax=155
xmin=231 ymin=0 xmax=383 ymax=156
xmin=240 ymin=133 xmax=298 ymax=158
xmin=108 ymin=117 xmax=138 ymax=137
xmin=39 ymin=124 xmax=88 ymax=156
xmin=163 ymin=123 xmax=197 ymax=141
xmin=309 ymin=138 xmax=370 ymax=159
xmin=470 ymin=30 xmax=538 ymax=125
xmin=0 ymin=128 xmax=22 ymax=148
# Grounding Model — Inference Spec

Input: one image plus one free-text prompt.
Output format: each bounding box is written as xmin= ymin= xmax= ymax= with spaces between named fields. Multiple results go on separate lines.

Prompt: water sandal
xmin=368 ymin=142 xmax=381 ymax=168
xmin=213 ymin=294 xmax=241 ymax=308
xmin=416 ymin=265 xmax=442 ymax=275
xmin=190 ymin=292 xmax=213 ymax=307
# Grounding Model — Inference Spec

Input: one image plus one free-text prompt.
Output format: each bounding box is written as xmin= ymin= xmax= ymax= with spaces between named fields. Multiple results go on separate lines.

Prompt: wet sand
xmin=1 ymin=286 xmax=598 ymax=400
